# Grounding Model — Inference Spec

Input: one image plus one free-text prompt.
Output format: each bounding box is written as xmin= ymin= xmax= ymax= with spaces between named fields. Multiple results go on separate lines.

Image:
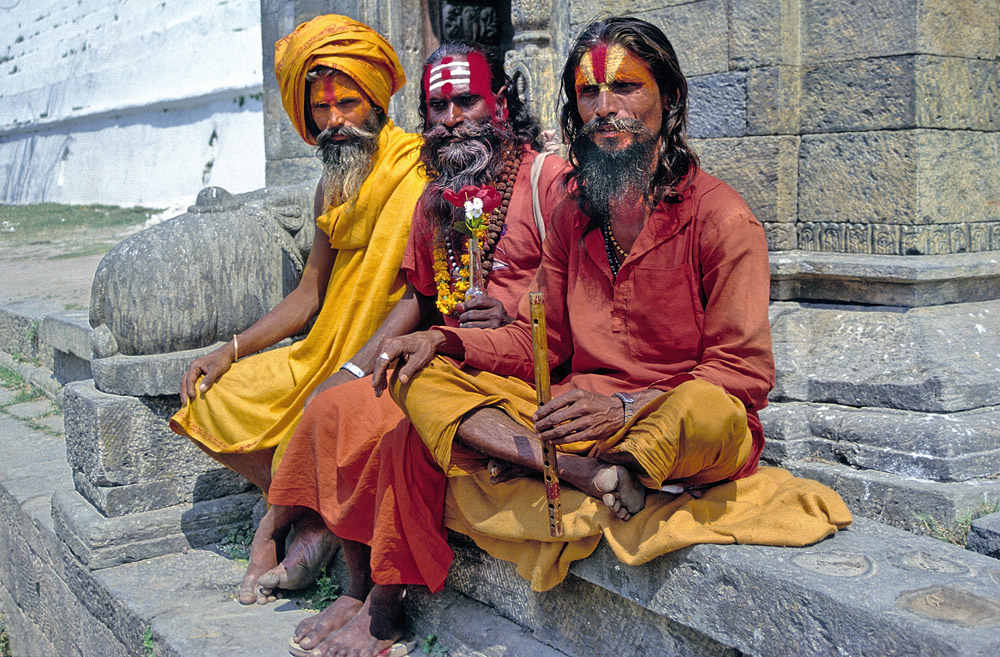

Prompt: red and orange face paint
xmin=309 ymin=73 xmax=372 ymax=112
xmin=573 ymin=43 xmax=657 ymax=98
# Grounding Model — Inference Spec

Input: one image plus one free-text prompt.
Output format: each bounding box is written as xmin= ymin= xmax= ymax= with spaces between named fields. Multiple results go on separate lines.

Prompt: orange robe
xmin=169 ymin=123 xmax=425 ymax=472
xmin=266 ymin=148 xmax=570 ymax=591
xmin=388 ymin=168 xmax=850 ymax=591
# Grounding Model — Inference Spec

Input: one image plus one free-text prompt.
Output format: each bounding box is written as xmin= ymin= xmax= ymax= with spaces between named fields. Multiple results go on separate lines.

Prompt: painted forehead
xmin=574 ymin=43 xmax=656 ymax=93
xmin=309 ymin=72 xmax=370 ymax=104
xmin=424 ymin=52 xmax=495 ymax=108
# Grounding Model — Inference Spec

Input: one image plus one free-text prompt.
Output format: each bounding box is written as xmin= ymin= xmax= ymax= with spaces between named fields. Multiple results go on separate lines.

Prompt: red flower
xmin=443 ymin=185 xmax=501 ymax=214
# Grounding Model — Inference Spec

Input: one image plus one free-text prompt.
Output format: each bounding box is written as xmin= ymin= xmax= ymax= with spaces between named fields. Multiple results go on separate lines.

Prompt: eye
xmin=578 ymin=85 xmax=599 ymax=96
xmin=428 ymin=99 xmax=446 ymax=111
xmin=455 ymin=94 xmax=480 ymax=108
xmin=611 ymin=81 xmax=642 ymax=93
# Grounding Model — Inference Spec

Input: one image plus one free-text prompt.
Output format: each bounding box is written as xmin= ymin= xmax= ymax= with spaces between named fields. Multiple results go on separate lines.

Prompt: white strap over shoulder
xmin=530 ymin=130 xmax=560 ymax=242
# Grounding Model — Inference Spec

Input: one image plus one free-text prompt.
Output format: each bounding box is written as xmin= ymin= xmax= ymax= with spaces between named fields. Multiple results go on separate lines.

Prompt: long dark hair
xmin=418 ymin=41 xmax=539 ymax=147
xmin=560 ymin=17 xmax=698 ymax=218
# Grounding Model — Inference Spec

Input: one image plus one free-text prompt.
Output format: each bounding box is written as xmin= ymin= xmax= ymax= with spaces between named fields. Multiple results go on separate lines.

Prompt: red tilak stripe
xmin=591 ymin=43 xmax=608 ymax=84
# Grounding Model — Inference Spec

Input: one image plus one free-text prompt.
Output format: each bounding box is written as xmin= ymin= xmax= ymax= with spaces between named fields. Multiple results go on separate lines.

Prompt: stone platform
xmin=3 ymin=342 xmax=1000 ymax=655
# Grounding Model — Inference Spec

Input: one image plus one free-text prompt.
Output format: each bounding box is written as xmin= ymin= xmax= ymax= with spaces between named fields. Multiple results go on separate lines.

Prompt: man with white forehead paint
xmin=267 ymin=41 xmax=570 ymax=657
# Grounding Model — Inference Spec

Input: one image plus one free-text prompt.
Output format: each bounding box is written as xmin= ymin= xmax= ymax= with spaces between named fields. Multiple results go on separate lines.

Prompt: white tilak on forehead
xmin=427 ymin=61 xmax=471 ymax=92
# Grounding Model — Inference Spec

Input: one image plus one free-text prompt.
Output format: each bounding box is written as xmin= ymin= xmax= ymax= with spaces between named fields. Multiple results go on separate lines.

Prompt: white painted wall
xmin=0 ymin=0 xmax=265 ymax=207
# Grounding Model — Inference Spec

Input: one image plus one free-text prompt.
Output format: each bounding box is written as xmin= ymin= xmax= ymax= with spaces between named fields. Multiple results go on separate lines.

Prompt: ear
xmin=494 ymin=85 xmax=509 ymax=121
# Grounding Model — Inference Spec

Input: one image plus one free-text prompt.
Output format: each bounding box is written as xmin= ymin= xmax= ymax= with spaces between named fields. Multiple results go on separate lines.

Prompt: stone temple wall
xmin=0 ymin=0 xmax=265 ymax=207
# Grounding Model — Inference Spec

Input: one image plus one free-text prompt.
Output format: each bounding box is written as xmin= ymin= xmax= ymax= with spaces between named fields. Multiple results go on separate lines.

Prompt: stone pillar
xmin=506 ymin=0 xmax=560 ymax=132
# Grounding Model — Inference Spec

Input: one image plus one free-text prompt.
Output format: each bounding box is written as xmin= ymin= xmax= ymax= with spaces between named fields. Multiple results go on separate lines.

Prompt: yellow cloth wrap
xmin=171 ymin=122 xmax=426 ymax=474
xmin=393 ymin=357 xmax=853 ymax=592
xmin=274 ymin=13 xmax=405 ymax=144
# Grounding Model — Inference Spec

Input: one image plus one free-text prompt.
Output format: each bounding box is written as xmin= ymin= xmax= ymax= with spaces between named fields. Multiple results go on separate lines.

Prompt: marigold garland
xmin=433 ymin=152 xmax=518 ymax=317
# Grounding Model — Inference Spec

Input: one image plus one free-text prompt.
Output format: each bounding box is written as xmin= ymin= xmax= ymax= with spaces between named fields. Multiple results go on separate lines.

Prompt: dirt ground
xmin=0 ymin=205 xmax=184 ymax=310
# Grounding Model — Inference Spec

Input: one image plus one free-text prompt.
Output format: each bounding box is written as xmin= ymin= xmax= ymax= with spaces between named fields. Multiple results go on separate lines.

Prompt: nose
xmin=323 ymin=108 xmax=346 ymax=131
xmin=595 ymin=89 xmax=618 ymax=118
xmin=442 ymin=102 xmax=463 ymax=128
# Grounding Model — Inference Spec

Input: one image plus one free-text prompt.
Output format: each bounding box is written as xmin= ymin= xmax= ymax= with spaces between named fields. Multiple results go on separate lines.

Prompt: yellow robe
xmin=394 ymin=357 xmax=853 ymax=591
xmin=171 ymin=121 xmax=425 ymax=472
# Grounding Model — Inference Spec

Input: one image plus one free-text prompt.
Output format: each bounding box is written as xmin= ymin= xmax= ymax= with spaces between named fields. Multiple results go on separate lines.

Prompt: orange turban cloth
xmin=274 ymin=14 xmax=406 ymax=145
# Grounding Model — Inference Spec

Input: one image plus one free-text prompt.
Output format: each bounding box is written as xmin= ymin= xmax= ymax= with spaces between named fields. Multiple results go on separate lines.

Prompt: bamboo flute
xmin=529 ymin=292 xmax=564 ymax=537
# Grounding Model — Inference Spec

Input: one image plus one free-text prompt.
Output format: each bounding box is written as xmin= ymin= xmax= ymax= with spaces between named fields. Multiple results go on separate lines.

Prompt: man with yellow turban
xmin=169 ymin=14 xmax=426 ymax=605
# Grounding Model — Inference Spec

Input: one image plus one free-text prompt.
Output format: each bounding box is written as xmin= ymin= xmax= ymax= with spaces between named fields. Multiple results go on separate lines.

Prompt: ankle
xmin=368 ymin=586 xmax=405 ymax=640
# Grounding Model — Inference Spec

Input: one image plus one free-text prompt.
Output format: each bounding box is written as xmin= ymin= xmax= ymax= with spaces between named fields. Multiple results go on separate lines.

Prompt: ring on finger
xmin=378 ymin=352 xmax=391 ymax=361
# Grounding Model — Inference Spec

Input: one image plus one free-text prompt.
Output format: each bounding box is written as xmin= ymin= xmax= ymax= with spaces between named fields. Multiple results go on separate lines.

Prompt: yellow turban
xmin=274 ymin=14 xmax=406 ymax=145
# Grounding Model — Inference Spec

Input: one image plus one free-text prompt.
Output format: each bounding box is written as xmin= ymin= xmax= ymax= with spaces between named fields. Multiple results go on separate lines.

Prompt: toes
xmin=238 ymin=572 xmax=259 ymax=605
xmin=295 ymin=615 xmax=321 ymax=643
xmin=258 ymin=564 xmax=285 ymax=589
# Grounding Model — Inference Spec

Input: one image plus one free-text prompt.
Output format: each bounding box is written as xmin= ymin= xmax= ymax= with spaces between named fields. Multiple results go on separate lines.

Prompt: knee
xmin=671 ymin=379 xmax=746 ymax=438
xmin=388 ymin=355 xmax=456 ymax=406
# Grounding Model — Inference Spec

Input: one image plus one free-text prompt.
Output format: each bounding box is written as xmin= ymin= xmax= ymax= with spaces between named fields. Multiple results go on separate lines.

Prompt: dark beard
xmin=315 ymin=112 xmax=383 ymax=208
xmin=571 ymin=117 xmax=657 ymax=226
xmin=420 ymin=118 xmax=515 ymax=230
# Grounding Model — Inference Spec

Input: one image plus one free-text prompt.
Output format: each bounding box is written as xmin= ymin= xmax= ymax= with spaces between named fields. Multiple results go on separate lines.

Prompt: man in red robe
xmin=266 ymin=43 xmax=570 ymax=657
xmin=374 ymin=15 xmax=849 ymax=596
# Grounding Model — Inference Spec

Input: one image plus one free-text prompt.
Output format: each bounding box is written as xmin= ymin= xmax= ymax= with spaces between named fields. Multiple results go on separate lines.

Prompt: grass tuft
xmin=917 ymin=500 xmax=1000 ymax=546
xmin=218 ymin=521 xmax=254 ymax=563
xmin=297 ymin=570 xmax=341 ymax=612
xmin=0 ymin=618 xmax=11 ymax=657
xmin=422 ymin=633 xmax=450 ymax=656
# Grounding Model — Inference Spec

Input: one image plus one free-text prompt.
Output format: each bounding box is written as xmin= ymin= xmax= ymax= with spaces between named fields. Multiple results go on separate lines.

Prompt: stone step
xmin=783 ymin=459 xmax=1000 ymax=535
xmin=970 ymin=512 xmax=1000 ymax=559
xmin=445 ymin=520 xmax=1000 ymax=657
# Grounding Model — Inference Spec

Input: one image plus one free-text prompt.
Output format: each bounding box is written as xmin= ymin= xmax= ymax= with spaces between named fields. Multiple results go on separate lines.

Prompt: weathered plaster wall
xmin=0 ymin=0 xmax=265 ymax=207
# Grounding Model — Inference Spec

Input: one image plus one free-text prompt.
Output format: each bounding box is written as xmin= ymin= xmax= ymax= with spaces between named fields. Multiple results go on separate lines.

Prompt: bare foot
xmin=594 ymin=466 xmax=646 ymax=521
xmin=487 ymin=458 xmax=535 ymax=484
xmin=294 ymin=589 xmax=404 ymax=657
xmin=258 ymin=512 xmax=340 ymax=593
xmin=239 ymin=507 xmax=287 ymax=605
xmin=292 ymin=595 xmax=364 ymax=653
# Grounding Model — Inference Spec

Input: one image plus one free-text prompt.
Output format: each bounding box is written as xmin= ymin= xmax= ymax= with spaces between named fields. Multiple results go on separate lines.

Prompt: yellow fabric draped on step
xmin=171 ymin=121 xmax=425 ymax=472
xmin=395 ymin=358 xmax=853 ymax=592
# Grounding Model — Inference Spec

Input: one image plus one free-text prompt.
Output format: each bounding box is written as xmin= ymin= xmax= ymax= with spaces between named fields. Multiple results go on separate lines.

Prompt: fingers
xmin=457 ymin=296 xmax=506 ymax=329
xmin=371 ymin=348 xmax=396 ymax=396
xmin=180 ymin=362 xmax=205 ymax=403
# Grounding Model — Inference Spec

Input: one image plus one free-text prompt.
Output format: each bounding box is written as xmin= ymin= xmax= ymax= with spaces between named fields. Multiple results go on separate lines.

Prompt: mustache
xmin=582 ymin=116 xmax=652 ymax=137
xmin=315 ymin=123 xmax=380 ymax=159
xmin=422 ymin=119 xmax=496 ymax=143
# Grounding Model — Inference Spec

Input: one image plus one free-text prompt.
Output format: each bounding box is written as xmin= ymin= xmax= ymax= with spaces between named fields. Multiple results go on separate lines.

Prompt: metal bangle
xmin=339 ymin=361 xmax=365 ymax=378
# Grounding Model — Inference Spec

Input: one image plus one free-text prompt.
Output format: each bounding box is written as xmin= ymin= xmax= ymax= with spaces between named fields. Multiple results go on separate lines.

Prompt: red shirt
xmin=403 ymin=146 xmax=570 ymax=323
xmin=437 ymin=168 xmax=775 ymax=478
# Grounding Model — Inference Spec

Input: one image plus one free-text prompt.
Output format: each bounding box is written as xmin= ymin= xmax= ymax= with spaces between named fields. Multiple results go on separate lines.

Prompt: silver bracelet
xmin=613 ymin=391 xmax=636 ymax=424
xmin=339 ymin=361 xmax=365 ymax=378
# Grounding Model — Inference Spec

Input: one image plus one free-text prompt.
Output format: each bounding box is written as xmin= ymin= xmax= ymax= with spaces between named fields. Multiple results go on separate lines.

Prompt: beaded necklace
xmin=600 ymin=222 xmax=627 ymax=279
xmin=433 ymin=148 xmax=520 ymax=316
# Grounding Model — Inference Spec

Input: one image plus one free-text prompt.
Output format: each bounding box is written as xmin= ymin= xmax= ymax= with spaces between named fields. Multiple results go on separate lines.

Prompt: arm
xmin=303 ymin=284 xmax=434 ymax=406
xmin=180 ymin=182 xmax=336 ymax=403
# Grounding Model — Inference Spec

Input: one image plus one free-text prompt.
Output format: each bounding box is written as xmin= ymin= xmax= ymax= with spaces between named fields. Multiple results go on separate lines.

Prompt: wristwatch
xmin=612 ymin=392 xmax=636 ymax=424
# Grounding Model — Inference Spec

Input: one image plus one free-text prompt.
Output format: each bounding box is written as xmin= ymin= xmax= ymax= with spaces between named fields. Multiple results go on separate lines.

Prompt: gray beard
xmin=420 ymin=118 xmax=513 ymax=230
xmin=316 ymin=113 xmax=382 ymax=208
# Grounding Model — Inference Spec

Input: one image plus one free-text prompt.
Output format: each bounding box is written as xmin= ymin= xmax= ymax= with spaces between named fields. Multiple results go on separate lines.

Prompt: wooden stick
xmin=529 ymin=292 xmax=564 ymax=537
